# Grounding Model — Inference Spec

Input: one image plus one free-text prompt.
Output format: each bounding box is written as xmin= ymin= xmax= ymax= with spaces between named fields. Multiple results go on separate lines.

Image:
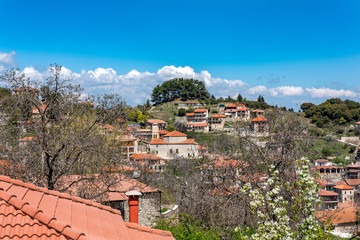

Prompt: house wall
xmin=163 ymin=136 xmax=187 ymax=143
xmin=150 ymin=144 xmax=198 ymax=159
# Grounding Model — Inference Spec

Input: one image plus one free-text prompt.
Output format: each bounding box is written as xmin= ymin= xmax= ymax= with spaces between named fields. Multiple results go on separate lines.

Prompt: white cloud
xmin=269 ymin=86 xmax=304 ymax=97
xmin=22 ymin=66 xmax=44 ymax=81
xmin=0 ymin=51 xmax=16 ymax=73
xmin=247 ymin=85 xmax=267 ymax=95
xmin=0 ymin=51 xmax=16 ymax=65
xmin=305 ymin=87 xmax=359 ymax=98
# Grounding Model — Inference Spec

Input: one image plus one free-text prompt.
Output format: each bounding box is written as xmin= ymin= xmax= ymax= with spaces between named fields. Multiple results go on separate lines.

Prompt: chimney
xmin=125 ymin=190 xmax=142 ymax=224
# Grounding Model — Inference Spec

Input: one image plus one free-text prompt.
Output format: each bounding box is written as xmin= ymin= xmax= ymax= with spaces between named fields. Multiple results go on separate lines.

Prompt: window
xmin=176 ymin=149 xmax=179 ymax=154
xmin=170 ymin=149 xmax=173 ymax=154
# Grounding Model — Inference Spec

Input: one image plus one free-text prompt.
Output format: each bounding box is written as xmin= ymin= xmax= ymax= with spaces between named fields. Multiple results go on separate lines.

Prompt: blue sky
xmin=1 ymin=0 xmax=360 ymax=109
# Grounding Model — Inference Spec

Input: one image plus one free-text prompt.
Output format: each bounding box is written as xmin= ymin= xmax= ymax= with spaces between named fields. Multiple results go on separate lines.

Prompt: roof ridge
xmin=125 ymin=222 xmax=173 ymax=237
xmin=0 ymin=175 xmax=122 ymax=216
xmin=0 ymin=187 xmax=89 ymax=240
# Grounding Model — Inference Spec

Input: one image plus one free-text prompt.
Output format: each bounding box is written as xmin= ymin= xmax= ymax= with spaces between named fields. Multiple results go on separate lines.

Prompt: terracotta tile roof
xmin=315 ymin=179 xmax=335 ymax=187
xmin=355 ymin=121 xmax=360 ymax=124
xmin=20 ymin=136 xmax=37 ymax=142
xmin=159 ymin=130 xmax=169 ymax=135
xmin=315 ymin=159 xmax=330 ymax=163
xmin=194 ymin=109 xmax=207 ymax=113
xmin=319 ymin=189 xmax=339 ymax=196
xmin=225 ymin=103 xmax=236 ymax=108
xmin=116 ymin=118 xmax=126 ymax=123
xmin=178 ymin=139 xmax=198 ymax=145
xmin=316 ymin=166 xmax=343 ymax=170
xmin=345 ymin=179 xmax=360 ymax=186
xmin=186 ymin=113 xmax=195 ymax=116
xmin=13 ymin=87 xmax=40 ymax=92
xmin=147 ymin=119 xmax=167 ymax=124
xmin=334 ymin=184 xmax=354 ymax=190
xmin=194 ymin=123 xmax=208 ymax=127
xmin=251 ymin=109 xmax=264 ymax=112
xmin=251 ymin=116 xmax=268 ymax=122
xmin=338 ymin=201 xmax=358 ymax=209
xmin=32 ymin=104 xmax=48 ymax=114
xmin=186 ymin=122 xmax=194 ymax=125
xmin=130 ymin=153 xmax=161 ymax=161
xmin=237 ymin=173 xmax=267 ymax=183
xmin=237 ymin=107 xmax=250 ymax=111
xmin=0 ymin=175 xmax=173 ymax=240
xmin=210 ymin=114 xmax=226 ymax=118
xmin=149 ymin=139 xmax=168 ymax=144
xmin=164 ymin=131 xmax=187 ymax=137
xmin=347 ymin=163 xmax=360 ymax=168
xmin=316 ymin=207 xmax=360 ymax=225
xmin=198 ymin=145 xmax=208 ymax=150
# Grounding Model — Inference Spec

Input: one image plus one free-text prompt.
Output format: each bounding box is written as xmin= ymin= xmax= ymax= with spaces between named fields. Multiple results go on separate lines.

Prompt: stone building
xmin=334 ymin=185 xmax=355 ymax=202
xmin=208 ymin=114 xmax=227 ymax=131
xmin=148 ymin=130 xmax=199 ymax=159
xmin=146 ymin=119 xmax=168 ymax=130
xmin=250 ymin=116 xmax=269 ymax=133
xmin=319 ymin=189 xmax=339 ymax=209
xmin=314 ymin=159 xmax=332 ymax=167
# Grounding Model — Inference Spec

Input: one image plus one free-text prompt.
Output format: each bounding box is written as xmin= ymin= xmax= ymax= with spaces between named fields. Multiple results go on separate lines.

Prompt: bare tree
xmin=0 ymin=64 xmax=128 ymax=190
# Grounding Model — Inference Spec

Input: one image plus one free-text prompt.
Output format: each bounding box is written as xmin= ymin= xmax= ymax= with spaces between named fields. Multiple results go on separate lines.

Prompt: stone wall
xmin=341 ymin=137 xmax=360 ymax=145
xmin=122 ymin=192 xmax=161 ymax=227
xmin=150 ymin=143 xmax=198 ymax=159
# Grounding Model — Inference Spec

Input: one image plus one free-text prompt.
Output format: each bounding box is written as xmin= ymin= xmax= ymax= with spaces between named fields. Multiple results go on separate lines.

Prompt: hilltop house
xmin=250 ymin=116 xmax=269 ymax=134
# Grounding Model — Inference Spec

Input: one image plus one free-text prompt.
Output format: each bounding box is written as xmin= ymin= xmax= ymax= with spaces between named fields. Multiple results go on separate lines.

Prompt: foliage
xmin=301 ymin=98 xmax=360 ymax=128
xmin=0 ymin=87 xmax=11 ymax=100
xmin=167 ymin=124 xmax=174 ymax=131
xmin=151 ymin=78 xmax=210 ymax=104
xmin=307 ymin=139 xmax=354 ymax=165
xmin=177 ymin=108 xmax=186 ymax=116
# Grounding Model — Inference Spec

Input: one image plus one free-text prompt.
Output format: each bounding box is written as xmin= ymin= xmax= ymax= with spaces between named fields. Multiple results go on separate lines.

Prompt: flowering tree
xmin=241 ymin=158 xmax=328 ymax=240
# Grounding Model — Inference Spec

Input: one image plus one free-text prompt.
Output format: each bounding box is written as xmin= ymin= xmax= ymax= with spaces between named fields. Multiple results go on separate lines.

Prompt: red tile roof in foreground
xmin=164 ymin=131 xmax=187 ymax=137
xmin=251 ymin=116 xmax=268 ymax=122
xmin=0 ymin=175 xmax=173 ymax=240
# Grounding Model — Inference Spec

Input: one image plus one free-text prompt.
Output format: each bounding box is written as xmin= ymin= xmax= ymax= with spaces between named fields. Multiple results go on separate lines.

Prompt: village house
xmin=129 ymin=153 xmax=166 ymax=172
xmin=314 ymin=159 xmax=332 ymax=167
xmin=193 ymin=109 xmax=208 ymax=122
xmin=346 ymin=163 xmax=360 ymax=179
xmin=193 ymin=122 xmax=209 ymax=132
xmin=207 ymin=114 xmax=227 ymax=131
xmin=316 ymin=206 xmax=360 ymax=236
xmin=319 ymin=189 xmax=339 ymax=209
xmin=250 ymin=116 xmax=269 ymax=134
xmin=115 ymin=135 xmax=138 ymax=160
xmin=251 ymin=109 xmax=265 ymax=118
xmin=146 ymin=119 xmax=168 ymax=130
xmin=177 ymin=101 xmax=201 ymax=109
xmin=148 ymin=130 xmax=199 ymax=160
xmin=316 ymin=166 xmax=345 ymax=182
xmin=334 ymin=185 xmax=355 ymax=202
xmin=0 ymin=175 xmax=174 ymax=240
